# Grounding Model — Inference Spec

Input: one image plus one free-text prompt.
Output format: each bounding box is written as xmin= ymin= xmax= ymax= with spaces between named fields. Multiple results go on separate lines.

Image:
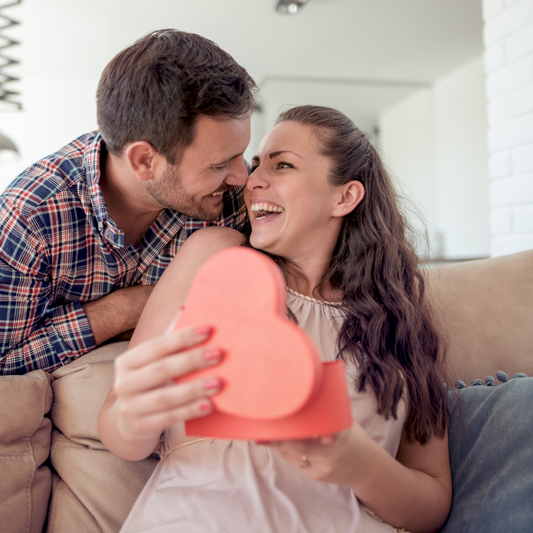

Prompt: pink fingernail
xmin=199 ymin=401 xmax=212 ymax=412
xmin=204 ymin=378 xmax=220 ymax=390
xmin=204 ymin=348 xmax=222 ymax=361
xmin=195 ymin=325 xmax=213 ymax=337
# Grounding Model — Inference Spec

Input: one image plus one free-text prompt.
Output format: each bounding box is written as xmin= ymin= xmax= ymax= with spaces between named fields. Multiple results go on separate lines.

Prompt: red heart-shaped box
xmin=174 ymin=247 xmax=352 ymax=440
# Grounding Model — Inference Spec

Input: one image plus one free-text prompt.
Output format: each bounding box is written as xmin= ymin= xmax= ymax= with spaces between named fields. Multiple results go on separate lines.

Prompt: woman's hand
xmin=266 ymin=423 xmax=362 ymax=486
xmin=98 ymin=325 xmax=222 ymax=460
xmin=268 ymin=424 xmax=452 ymax=533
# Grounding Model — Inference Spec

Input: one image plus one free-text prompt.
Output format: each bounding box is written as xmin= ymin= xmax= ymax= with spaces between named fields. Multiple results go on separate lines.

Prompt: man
xmin=0 ymin=29 xmax=256 ymax=374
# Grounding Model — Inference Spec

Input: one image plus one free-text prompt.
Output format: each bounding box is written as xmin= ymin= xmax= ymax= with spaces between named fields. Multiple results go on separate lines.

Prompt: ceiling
xmin=13 ymin=0 xmax=483 ymax=87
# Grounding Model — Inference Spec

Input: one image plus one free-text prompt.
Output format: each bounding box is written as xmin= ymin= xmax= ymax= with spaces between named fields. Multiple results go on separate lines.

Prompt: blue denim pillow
xmin=439 ymin=375 xmax=533 ymax=533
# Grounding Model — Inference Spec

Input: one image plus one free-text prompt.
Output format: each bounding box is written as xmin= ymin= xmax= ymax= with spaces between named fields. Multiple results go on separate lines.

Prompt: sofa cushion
xmin=47 ymin=342 xmax=158 ymax=533
xmin=424 ymin=249 xmax=533 ymax=385
xmin=0 ymin=369 xmax=53 ymax=533
xmin=440 ymin=376 xmax=533 ymax=533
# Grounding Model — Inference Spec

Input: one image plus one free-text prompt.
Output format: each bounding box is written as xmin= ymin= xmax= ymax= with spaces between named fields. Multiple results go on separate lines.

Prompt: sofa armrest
xmin=47 ymin=342 xmax=158 ymax=533
xmin=0 ymin=370 xmax=53 ymax=533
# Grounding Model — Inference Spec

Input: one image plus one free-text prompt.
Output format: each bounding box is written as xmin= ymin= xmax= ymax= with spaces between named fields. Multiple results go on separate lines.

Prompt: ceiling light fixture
xmin=276 ymin=0 xmax=310 ymax=15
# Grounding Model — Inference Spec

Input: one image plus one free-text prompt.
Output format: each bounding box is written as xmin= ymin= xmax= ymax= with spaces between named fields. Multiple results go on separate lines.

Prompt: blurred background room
xmin=0 ymin=0 xmax=532 ymax=261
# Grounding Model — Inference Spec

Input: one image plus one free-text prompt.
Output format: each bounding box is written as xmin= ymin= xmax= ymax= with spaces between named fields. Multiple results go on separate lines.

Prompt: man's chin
xmin=175 ymin=203 xmax=223 ymax=222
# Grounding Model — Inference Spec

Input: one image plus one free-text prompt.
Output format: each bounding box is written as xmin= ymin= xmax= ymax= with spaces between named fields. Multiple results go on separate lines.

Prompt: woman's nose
xmin=246 ymin=166 xmax=269 ymax=190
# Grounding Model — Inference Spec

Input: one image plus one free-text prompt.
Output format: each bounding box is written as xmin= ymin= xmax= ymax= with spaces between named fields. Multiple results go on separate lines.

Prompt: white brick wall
xmin=483 ymin=0 xmax=533 ymax=255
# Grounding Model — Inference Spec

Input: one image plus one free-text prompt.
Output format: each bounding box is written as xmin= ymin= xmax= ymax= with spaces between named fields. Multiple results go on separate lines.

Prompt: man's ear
xmin=125 ymin=141 xmax=163 ymax=182
xmin=332 ymin=180 xmax=365 ymax=218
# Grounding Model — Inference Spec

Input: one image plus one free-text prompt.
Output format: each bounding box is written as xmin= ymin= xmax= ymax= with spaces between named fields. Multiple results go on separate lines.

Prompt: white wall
xmin=0 ymin=79 xmax=98 ymax=191
xmin=247 ymin=80 xmax=382 ymax=165
xmin=378 ymin=89 xmax=438 ymax=257
xmin=434 ymin=56 xmax=491 ymax=259
xmin=482 ymin=0 xmax=533 ymax=256
xmin=246 ymin=78 xmax=422 ymax=163
xmin=378 ymin=55 xmax=491 ymax=259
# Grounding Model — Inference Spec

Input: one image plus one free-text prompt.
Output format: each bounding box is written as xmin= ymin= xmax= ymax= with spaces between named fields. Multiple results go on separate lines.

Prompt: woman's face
xmin=244 ymin=121 xmax=344 ymax=262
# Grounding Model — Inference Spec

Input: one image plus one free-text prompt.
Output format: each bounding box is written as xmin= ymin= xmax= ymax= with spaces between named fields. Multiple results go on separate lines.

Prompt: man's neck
xmin=100 ymin=151 xmax=163 ymax=246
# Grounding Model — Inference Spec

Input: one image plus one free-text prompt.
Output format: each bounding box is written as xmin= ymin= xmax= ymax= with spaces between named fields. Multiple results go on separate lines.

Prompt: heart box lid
xmin=174 ymin=247 xmax=324 ymax=421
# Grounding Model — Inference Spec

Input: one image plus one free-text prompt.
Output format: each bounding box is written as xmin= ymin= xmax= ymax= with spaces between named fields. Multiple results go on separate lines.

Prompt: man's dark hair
xmin=96 ymin=29 xmax=257 ymax=164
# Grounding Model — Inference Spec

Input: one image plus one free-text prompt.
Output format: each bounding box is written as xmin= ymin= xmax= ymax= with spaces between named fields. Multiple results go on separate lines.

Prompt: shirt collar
xmin=82 ymin=132 xmax=126 ymax=247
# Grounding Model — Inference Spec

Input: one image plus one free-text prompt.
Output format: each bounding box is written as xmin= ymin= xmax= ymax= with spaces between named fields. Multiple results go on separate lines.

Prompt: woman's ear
xmin=332 ymin=180 xmax=365 ymax=218
xmin=125 ymin=141 xmax=163 ymax=182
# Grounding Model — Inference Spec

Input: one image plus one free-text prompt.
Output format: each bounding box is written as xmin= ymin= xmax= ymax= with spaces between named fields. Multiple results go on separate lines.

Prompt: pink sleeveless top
xmin=120 ymin=292 xmax=407 ymax=533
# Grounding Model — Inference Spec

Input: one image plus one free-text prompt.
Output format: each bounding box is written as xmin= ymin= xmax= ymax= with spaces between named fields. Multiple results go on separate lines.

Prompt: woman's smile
xmin=249 ymin=199 xmax=285 ymax=224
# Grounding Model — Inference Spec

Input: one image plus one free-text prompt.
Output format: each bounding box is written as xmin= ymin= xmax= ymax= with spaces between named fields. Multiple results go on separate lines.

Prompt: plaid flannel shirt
xmin=0 ymin=132 xmax=247 ymax=375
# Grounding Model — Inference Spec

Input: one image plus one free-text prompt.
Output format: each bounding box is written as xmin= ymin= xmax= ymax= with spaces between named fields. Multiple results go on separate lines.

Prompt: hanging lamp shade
xmin=0 ymin=132 xmax=18 ymax=153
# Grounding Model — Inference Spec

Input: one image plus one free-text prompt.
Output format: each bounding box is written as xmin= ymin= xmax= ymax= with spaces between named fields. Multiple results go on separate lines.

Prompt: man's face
xmin=146 ymin=115 xmax=251 ymax=221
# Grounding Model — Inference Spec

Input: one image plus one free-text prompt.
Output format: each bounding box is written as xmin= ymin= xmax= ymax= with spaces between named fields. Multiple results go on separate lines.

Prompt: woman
xmin=98 ymin=105 xmax=452 ymax=533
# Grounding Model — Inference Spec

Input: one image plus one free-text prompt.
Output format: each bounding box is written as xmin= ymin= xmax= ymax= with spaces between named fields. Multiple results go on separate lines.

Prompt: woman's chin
xmin=250 ymin=234 xmax=281 ymax=256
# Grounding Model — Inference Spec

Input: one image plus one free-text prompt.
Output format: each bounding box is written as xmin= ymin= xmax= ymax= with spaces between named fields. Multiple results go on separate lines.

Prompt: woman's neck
xmin=284 ymin=255 xmax=342 ymax=303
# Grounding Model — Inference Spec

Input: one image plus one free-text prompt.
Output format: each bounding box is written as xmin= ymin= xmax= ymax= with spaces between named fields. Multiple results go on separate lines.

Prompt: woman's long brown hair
xmin=276 ymin=105 xmax=448 ymax=444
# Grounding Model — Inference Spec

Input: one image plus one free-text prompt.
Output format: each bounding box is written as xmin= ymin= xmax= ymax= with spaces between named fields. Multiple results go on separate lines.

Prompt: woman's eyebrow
xmin=270 ymin=150 xmax=303 ymax=160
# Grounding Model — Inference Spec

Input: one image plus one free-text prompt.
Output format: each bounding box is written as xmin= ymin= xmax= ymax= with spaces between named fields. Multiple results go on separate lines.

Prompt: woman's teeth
xmin=250 ymin=203 xmax=284 ymax=220
xmin=251 ymin=203 xmax=284 ymax=213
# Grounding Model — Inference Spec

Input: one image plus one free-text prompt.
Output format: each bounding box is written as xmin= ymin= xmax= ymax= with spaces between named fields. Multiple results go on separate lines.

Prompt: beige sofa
xmin=1 ymin=250 xmax=532 ymax=533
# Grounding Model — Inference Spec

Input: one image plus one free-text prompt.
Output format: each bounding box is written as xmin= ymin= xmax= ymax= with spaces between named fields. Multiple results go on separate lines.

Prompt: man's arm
xmin=82 ymin=285 xmax=154 ymax=346
xmin=0 ymin=254 xmax=154 ymax=374
xmin=0 ymin=256 xmax=94 ymax=374
xmin=0 ymin=206 xmax=153 ymax=374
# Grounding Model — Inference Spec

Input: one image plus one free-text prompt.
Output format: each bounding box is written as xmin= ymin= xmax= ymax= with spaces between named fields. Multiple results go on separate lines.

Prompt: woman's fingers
xmin=319 ymin=434 xmax=338 ymax=445
xmin=113 ymin=326 xmax=221 ymax=395
xmin=117 ymin=397 xmax=214 ymax=442
xmin=117 ymin=326 xmax=213 ymax=371
xmin=268 ymin=433 xmax=338 ymax=451
xmin=115 ymin=344 xmax=222 ymax=397
xmin=119 ymin=376 xmax=222 ymax=418
xmin=269 ymin=432 xmax=346 ymax=469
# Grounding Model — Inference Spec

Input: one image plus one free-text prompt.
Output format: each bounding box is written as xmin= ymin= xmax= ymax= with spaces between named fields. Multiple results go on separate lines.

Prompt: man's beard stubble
xmin=145 ymin=163 xmax=224 ymax=222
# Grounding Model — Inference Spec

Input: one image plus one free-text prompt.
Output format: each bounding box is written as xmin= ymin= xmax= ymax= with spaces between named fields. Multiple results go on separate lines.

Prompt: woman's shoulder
xmin=186 ymin=226 xmax=246 ymax=247
xmin=178 ymin=227 xmax=246 ymax=263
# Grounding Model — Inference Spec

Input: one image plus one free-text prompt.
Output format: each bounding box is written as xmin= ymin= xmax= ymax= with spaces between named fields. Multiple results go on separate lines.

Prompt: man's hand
xmin=83 ymin=285 xmax=155 ymax=346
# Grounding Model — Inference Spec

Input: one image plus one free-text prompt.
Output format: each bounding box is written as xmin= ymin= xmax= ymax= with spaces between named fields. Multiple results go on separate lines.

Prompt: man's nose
xmin=224 ymin=157 xmax=248 ymax=187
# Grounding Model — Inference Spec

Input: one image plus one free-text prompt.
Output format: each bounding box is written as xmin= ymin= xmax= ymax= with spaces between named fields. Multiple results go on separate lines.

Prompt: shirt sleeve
xmin=0 ymin=206 xmax=96 ymax=375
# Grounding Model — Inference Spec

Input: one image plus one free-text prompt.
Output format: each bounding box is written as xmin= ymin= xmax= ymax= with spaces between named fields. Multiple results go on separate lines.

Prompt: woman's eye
xmin=278 ymin=162 xmax=293 ymax=170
